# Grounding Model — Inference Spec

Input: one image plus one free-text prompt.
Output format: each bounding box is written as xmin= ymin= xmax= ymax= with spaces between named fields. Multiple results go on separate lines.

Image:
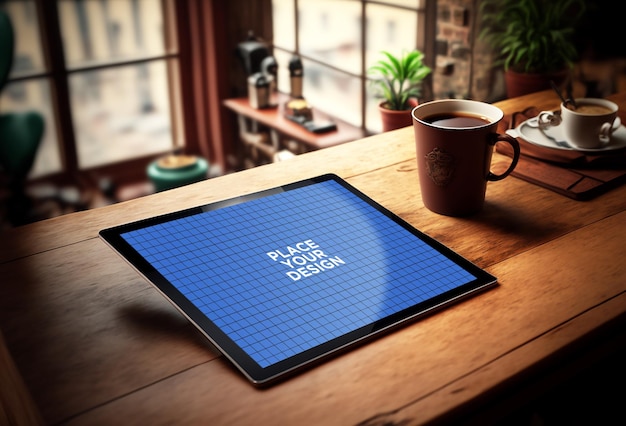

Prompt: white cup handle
xmin=613 ymin=116 xmax=621 ymax=130
xmin=536 ymin=110 xmax=562 ymax=130
xmin=599 ymin=117 xmax=621 ymax=143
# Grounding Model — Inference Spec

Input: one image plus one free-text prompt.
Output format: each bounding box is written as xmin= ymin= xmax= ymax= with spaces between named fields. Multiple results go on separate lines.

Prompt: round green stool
xmin=147 ymin=155 xmax=209 ymax=192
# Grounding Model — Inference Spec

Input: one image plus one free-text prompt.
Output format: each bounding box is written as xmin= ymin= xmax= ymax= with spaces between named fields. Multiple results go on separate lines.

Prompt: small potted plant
xmin=368 ymin=50 xmax=431 ymax=132
xmin=479 ymin=0 xmax=585 ymax=98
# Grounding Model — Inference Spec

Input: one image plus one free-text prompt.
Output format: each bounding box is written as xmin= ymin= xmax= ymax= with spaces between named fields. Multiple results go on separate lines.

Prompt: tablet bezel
xmin=99 ymin=174 xmax=497 ymax=386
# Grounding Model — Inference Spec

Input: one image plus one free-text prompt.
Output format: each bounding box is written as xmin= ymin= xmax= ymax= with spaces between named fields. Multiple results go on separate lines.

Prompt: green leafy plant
xmin=368 ymin=50 xmax=431 ymax=111
xmin=479 ymin=0 xmax=585 ymax=74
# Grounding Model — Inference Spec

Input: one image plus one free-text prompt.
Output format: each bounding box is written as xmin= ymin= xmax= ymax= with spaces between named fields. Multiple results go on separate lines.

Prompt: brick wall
xmin=433 ymin=0 xmax=505 ymax=101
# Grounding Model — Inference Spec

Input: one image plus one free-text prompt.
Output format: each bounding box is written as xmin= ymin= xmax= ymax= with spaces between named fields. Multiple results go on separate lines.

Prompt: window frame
xmin=270 ymin=0 xmax=436 ymax=133
xmin=2 ymin=0 xmax=227 ymax=188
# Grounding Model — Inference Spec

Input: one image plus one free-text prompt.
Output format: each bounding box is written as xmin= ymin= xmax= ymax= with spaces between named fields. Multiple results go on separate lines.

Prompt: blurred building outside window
xmin=0 ymin=0 xmax=181 ymax=179
xmin=271 ymin=0 xmax=427 ymax=134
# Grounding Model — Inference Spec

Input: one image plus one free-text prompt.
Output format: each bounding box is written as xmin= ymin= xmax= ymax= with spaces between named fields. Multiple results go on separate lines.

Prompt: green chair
xmin=0 ymin=10 xmax=47 ymax=226
xmin=0 ymin=10 xmax=12 ymax=91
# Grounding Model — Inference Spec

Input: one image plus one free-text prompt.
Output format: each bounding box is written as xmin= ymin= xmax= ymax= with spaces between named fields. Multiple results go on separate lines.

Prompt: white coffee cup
xmin=537 ymin=98 xmax=621 ymax=149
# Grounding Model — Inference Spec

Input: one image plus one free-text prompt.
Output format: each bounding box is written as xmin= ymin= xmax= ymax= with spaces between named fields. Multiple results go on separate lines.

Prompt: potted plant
xmin=368 ymin=50 xmax=431 ymax=132
xmin=479 ymin=0 xmax=585 ymax=98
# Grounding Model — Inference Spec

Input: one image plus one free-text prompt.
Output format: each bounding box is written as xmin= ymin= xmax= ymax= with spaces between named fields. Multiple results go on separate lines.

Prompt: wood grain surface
xmin=1 ymin=90 xmax=625 ymax=425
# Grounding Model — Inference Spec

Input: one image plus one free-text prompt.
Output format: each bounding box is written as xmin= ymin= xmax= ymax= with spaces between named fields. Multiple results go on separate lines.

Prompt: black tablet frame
xmin=99 ymin=174 xmax=497 ymax=387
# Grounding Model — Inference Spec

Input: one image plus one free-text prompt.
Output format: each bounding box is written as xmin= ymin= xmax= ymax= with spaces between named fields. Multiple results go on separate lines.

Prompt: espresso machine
xmin=236 ymin=34 xmax=270 ymax=76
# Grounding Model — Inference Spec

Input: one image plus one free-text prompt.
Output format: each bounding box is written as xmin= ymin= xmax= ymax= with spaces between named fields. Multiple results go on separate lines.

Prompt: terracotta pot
xmin=504 ymin=69 xmax=568 ymax=98
xmin=379 ymin=99 xmax=418 ymax=132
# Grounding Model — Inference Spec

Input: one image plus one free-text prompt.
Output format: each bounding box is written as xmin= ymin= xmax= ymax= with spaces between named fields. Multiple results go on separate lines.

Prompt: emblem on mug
xmin=425 ymin=147 xmax=455 ymax=186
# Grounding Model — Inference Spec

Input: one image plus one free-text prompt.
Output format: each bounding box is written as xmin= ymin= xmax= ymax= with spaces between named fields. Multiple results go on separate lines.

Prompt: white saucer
xmin=506 ymin=117 xmax=626 ymax=153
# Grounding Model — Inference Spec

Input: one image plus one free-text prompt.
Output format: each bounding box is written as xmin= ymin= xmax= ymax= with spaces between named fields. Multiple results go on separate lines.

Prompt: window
xmin=271 ymin=0 xmax=431 ymax=133
xmin=0 ymin=0 xmax=182 ymax=180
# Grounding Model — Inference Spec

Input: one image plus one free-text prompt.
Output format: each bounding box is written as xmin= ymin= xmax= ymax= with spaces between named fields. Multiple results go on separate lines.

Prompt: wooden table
xmin=2 ymin=90 xmax=625 ymax=425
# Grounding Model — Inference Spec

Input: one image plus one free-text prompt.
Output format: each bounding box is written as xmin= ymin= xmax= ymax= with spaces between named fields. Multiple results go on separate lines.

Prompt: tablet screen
xmin=100 ymin=174 xmax=496 ymax=386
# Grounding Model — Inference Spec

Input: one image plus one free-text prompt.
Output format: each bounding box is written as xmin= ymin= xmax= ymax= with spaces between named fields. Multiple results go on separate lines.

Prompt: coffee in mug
xmin=412 ymin=99 xmax=520 ymax=216
xmin=422 ymin=112 xmax=491 ymax=128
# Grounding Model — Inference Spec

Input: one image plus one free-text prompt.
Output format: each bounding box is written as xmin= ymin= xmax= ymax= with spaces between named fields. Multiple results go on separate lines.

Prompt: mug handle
xmin=487 ymin=134 xmax=520 ymax=182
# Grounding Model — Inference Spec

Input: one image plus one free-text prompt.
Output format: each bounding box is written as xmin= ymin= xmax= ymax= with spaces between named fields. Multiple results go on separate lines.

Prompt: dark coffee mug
xmin=412 ymin=99 xmax=520 ymax=216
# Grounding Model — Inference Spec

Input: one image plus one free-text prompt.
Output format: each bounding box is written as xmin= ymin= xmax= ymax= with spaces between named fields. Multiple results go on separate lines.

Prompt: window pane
xmin=273 ymin=49 xmax=294 ymax=95
xmin=0 ymin=79 xmax=62 ymax=178
xmin=366 ymin=86 xmax=383 ymax=134
xmin=59 ymin=0 xmax=165 ymax=68
xmin=269 ymin=0 xmax=427 ymax=134
xmin=71 ymin=60 xmax=174 ymax=168
xmin=365 ymin=4 xmax=417 ymax=70
xmin=271 ymin=0 xmax=295 ymax=51
xmin=298 ymin=0 xmax=361 ymax=75
xmin=365 ymin=4 xmax=418 ymax=133
xmin=302 ymin=59 xmax=361 ymax=127
xmin=1 ymin=1 xmax=46 ymax=78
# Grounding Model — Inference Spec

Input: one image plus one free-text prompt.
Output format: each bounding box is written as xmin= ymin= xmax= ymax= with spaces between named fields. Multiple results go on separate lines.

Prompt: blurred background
xmin=1 ymin=0 xmax=623 ymax=228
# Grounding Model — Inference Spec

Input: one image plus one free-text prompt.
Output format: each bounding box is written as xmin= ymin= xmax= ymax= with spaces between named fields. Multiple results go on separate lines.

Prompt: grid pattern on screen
xmin=122 ymin=179 xmax=476 ymax=368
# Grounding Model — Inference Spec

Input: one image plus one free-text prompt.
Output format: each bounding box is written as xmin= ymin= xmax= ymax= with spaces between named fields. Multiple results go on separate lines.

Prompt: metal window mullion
xmin=294 ymin=0 xmax=299 ymax=54
xmin=64 ymin=53 xmax=179 ymax=75
xmin=162 ymin=0 xmax=182 ymax=151
xmin=361 ymin=0 xmax=367 ymax=131
xmin=37 ymin=0 xmax=79 ymax=177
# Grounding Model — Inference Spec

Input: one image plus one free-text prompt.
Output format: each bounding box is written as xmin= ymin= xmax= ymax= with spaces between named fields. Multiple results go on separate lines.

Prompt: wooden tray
xmin=496 ymin=107 xmax=626 ymax=200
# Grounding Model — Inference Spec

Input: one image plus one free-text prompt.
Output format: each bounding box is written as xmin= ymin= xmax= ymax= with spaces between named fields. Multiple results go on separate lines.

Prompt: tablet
xmin=99 ymin=174 xmax=497 ymax=387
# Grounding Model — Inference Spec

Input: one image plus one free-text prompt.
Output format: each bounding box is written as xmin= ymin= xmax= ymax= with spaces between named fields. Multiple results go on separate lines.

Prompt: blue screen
xmin=121 ymin=179 xmax=476 ymax=368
